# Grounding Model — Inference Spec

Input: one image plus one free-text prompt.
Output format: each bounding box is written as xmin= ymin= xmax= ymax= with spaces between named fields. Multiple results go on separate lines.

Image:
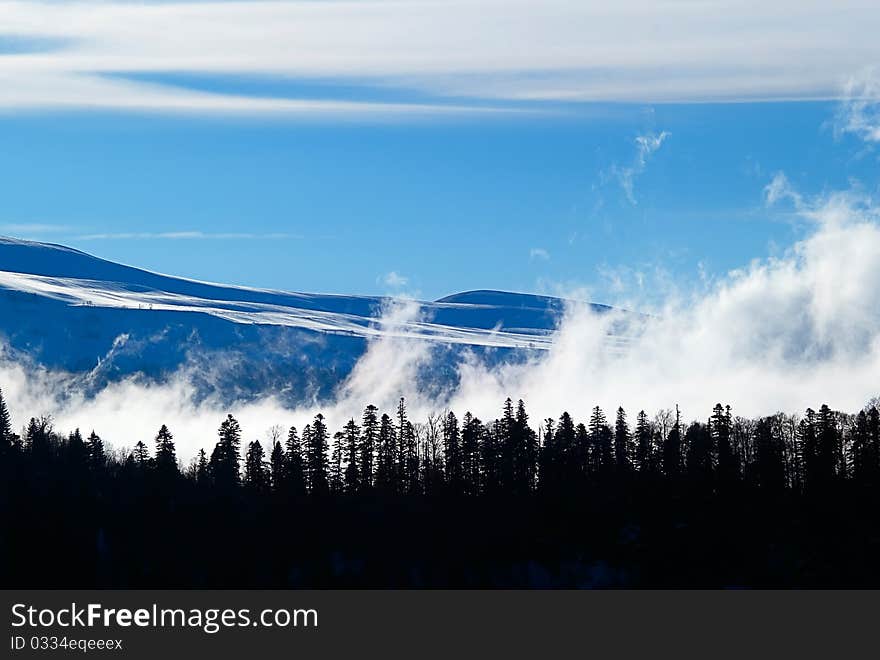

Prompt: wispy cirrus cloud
xmin=74 ymin=231 xmax=302 ymax=241
xmin=764 ymin=171 xmax=804 ymax=208
xmin=0 ymin=223 xmax=77 ymax=235
xmin=606 ymin=130 xmax=670 ymax=204
xmin=0 ymin=1 xmax=878 ymax=117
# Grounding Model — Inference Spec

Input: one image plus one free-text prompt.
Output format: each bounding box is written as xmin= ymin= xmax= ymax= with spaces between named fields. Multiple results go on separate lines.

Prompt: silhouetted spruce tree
xmin=482 ymin=420 xmax=502 ymax=494
xmin=403 ymin=420 xmax=420 ymax=495
xmin=330 ymin=431 xmax=345 ymax=495
xmin=817 ymin=404 xmax=839 ymax=484
xmin=800 ymin=409 xmax=820 ymax=492
xmin=374 ymin=414 xmax=395 ymax=493
xmin=360 ymin=405 xmax=378 ymax=490
xmin=195 ymin=448 xmax=209 ymax=484
xmin=269 ymin=440 xmax=286 ymax=493
xmin=0 ymin=386 xmax=11 ymax=456
xmin=614 ymin=407 xmax=632 ymax=473
xmin=25 ymin=416 xmax=52 ymax=461
xmin=684 ymin=421 xmax=713 ymax=490
xmin=395 ymin=398 xmax=408 ymax=492
xmin=85 ymin=430 xmax=105 ymax=472
xmin=754 ymin=417 xmax=785 ymax=495
xmin=634 ymin=410 xmax=652 ymax=474
xmin=515 ymin=400 xmax=537 ymax=493
xmin=443 ymin=411 xmax=462 ymax=494
xmin=555 ymin=412 xmax=577 ymax=487
xmin=342 ymin=418 xmax=360 ymax=494
xmin=588 ymin=407 xmax=612 ymax=475
xmin=210 ymin=414 xmax=242 ymax=490
xmin=712 ymin=404 xmax=739 ymax=488
xmin=307 ymin=414 xmax=330 ymax=496
xmin=572 ymin=422 xmax=589 ymax=481
xmin=132 ymin=440 xmax=150 ymax=468
xmin=850 ymin=410 xmax=870 ymax=484
xmin=538 ymin=417 xmax=556 ymax=493
xmin=663 ymin=406 xmax=683 ymax=479
xmin=499 ymin=398 xmax=516 ymax=493
xmin=66 ymin=429 xmax=88 ymax=475
xmin=154 ymin=424 xmax=178 ymax=478
xmin=460 ymin=412 xmax=480 ymax=496
xmin=285 ymin=426 xmax=306 ymax=496
xmin=244 ymin=440 xmax=270 ymax=493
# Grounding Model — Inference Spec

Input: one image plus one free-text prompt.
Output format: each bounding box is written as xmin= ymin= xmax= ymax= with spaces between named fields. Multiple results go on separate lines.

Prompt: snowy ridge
xmin=0 ymin=236 xmax=622 ymax=403
xmin=0 ymin=269 xmax=555 ymax=350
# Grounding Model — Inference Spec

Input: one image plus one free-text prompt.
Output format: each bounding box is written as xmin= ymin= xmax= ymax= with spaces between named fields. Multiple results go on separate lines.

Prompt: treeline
xmin=1 ymin=385 xmax=880 ymax=587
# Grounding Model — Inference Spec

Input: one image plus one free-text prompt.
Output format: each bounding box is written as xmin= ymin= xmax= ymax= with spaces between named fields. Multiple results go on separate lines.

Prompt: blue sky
xmin=0 ymin=1 xmax=878 ymax=303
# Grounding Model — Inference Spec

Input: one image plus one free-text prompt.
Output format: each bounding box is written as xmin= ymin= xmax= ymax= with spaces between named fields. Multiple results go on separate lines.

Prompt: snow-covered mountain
xmin=0 ymin=236 xmax=612 ymax=404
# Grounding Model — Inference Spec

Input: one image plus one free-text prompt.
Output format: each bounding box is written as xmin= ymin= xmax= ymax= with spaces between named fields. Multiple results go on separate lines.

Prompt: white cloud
xmin=380 ymin=271 xmax=409 ymax=288
xmin=0 ymin=223 xmax=76 ymax=235
xmin=0 ymin=1 xmax=878 ymax=115
xmin=835 ymin=68 xmax=880 ymax=144
xmin=608 ymin=130 xmax=670 ymax=204
xmin=529 ymin=247 xmax=550 ymax=261
xmin=764 ymin=171 xmax=803 ymax=208
xmin=75 ymin=231 xmax=301 ymax=240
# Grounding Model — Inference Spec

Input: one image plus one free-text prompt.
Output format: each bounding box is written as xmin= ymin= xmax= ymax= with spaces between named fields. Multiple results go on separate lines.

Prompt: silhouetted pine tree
xmin=614 ymin=407 xmax=632 ymax=473
xmin=0 ymin=386 xmax=11 ymax=456
xmin=360 ymin=405 xmax=378 ymax=490
xmin=375 ymin=414 xmax=395 ymax=493
xmin=25 ymin=416 xmax=52 ymax=461
xmin=66 ymin=429 xmax=88 ymax=473
xmin=270 ymin=440 xmax=286 ymax=493
xmin=307 ymin=414 xmax=330 ymax=496
xmin=538 ymin=417 xmax=556 ymax=493
xmin=684 ymin=421 xmax=713 ymax=490
xmin=285 ymin=426 xmax=306 ymax=496
xmin=555 ymin=412 xmax=577 ymax=488
xmin=499 ymin=398 xmax=516 ymax=493
xmin=395 ymin=398 xmax=408 ymax=493
xmin=342 ymin=419 xmax=360 ymax=494
xmin=817 ymin=404 xmax=839 ymax=484
xmin=210 ymin=414 xmax=242 ymax=490
xmin=634 ymin=410 xmax=652 ymax=474
xmin=482 ymin=420 xmax=502 ymax=494
xmin=244 ymin=440 xmax=270 ymax=493
xmin=754 ymin=417 xmax=785 ymax=494
xmin=588 ymin=407 xmax=612 ymax=475
xmin=154 ymin=424 xmax=178 ymax=477
xmin=711 ymin=404 xmax=739 ymax=488
xmin=132 ymin=440 xmax=150 ymax=470
xmin=403 ymin=420 xmax=419 ymax=495
xmin=195 ymin=448 xmax=209 ymax=484
xmin=460 ymin=412 xmax=481 ymax=496
xmin=850 ymin=410 xmax=870 ymax=484
xmin=800 ymin=409 xmax=820 ymax=492
xmin=516 ymin=400 xmax=537 ymax=493
xmin=663 ymin=406 xmax=683 ymax=479
xmin=443 ymin=411 xmax=462 ymax=494
xmin=330 ymin=431 xmax=345 ymax=495
xmin=85 ymin=430 xmax=105 ymax=472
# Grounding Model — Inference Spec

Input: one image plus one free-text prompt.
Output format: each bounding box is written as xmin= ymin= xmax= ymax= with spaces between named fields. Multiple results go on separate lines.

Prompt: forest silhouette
xmin=2 ymin=385 xmax=879 ymax=587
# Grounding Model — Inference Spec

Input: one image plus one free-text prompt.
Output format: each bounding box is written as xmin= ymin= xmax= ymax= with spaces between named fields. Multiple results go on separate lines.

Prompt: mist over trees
xmin=1 ymin=383 xmax=879 ymax=587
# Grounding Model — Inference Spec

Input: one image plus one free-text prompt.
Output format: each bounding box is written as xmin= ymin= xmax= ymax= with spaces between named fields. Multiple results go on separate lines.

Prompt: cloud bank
xmin=0 ymin=1 xmax=879 ymax=115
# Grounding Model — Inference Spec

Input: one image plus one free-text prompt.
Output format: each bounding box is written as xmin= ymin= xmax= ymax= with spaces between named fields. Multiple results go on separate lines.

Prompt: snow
xmin=0 ymin=236 xmax=615 ymax=403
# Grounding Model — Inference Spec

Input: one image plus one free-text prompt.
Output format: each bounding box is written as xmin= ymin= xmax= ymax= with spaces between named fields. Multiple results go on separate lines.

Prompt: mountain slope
xmin=0 ymin=236 xmax=607 ymax=403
